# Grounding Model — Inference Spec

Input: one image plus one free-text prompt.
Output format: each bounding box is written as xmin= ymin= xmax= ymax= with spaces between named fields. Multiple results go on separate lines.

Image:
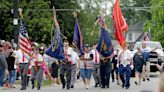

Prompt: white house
xmin=126 ymin=21 xmax=145 ymax=43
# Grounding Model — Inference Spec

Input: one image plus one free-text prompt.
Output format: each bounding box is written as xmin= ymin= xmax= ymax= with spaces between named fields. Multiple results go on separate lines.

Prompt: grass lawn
xmin=15 ymin=79 xmax=53 ymax=87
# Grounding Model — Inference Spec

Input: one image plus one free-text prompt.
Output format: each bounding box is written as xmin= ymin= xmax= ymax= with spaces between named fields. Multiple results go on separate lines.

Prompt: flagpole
xmin=52 ymin=6 xmax=67 ymax=40
xmin=91 ymin=16 xmax=101 ymax=36
xmin=90 ymin=24 xmax=96 ymax=36
xmin=50 ymin=24 xmax=54 ymax=44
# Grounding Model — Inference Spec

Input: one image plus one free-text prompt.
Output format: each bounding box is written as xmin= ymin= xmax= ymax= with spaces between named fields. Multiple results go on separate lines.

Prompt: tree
xmin=0 ymin=0 xmax=13 ymax=40
xmin=19 ymin=0 xmax=52 ymax=44
xmin=51 ymin=0 xmax=81 ymax=44
xmin=144 ymin=0 xmax=164 ymax=46
xmin=120 ymin=0 xmax=151 ymax=25
xmin=77 ymin=0 xmax=113 ymax=44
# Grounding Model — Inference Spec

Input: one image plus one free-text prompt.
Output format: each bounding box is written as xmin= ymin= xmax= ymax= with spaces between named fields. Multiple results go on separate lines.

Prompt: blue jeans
xmin=8 ymin=70 xmax=17 ymax=85
xmin=0 ymin=69 xmax=5 ymax=87
xmin=119 ymin=64 xmax=131 ymax=88
xmin=80 ymin=68 xmax=92 ymax=79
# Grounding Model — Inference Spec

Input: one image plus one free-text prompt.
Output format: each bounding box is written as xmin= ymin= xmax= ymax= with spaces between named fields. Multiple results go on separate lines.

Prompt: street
xmin=1 ymin=73 xmax=160 ymax=92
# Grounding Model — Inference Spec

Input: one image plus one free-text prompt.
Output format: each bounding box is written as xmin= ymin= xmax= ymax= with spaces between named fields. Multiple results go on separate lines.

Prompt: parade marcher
xmin=159 ymin=73 xmax=164 ymax=92
xmin=30 ymin=45 xmax=44 ymax=90
xmin=100 ymin=44 xmax=113 ymax=89
xmin=111 ymin=49 xmax=120 ymax=85
xmin=6 ymin=46 xmax=17 ymax=88
xmin=117 ymin=43 xmax=133 ymax=89
xmin=60 ymin=40 xmax=72 ymax=90
xmin=70 ymin=50 xmax=79 ymax=88
xmin=141 ymin=42 xmax=157 ymax=81
xmin=51 ymin=59 xmax=59 ymax=86
xmin=91 ymin=44 xmax=101 ymax=87
xmin=79 ymin=44 xmax=93 ymax=89
xmin=156 ymin=63 xmax=164 ymax=73
xmin=17 ymin=49 xmax=29 ymax=90
xmin=133 ymin=47 xmax=144 ymax=85
xmin=0 ymin=44 xmax=8 ymax=87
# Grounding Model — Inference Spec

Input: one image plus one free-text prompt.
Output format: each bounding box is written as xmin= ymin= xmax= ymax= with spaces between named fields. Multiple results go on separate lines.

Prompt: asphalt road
xmin=1 ymin=73 xmax=160 ymax=92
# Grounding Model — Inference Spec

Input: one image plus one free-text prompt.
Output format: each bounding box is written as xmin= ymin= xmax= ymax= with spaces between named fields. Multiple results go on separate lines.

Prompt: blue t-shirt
xmin=112 ymin=55 xmax=118 ymax=68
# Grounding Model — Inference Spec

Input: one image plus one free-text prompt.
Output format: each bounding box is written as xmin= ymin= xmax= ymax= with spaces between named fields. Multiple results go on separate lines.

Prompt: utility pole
xmin=13 ymin=0 xmax=19 ymax=44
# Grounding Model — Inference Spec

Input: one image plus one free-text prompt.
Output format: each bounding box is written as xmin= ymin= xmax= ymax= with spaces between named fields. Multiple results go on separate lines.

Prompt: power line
xmin=0 ymin=6 xmax=164 ymax=12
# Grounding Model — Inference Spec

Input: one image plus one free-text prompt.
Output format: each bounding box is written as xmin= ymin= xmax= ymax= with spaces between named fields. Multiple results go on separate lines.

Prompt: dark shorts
xmin=135 ymin=66 xmax=143 ymax=73
xmin=51 ymin=69 xmax=58 ymax=78
xmin=114 ymin=68 xmax=119 ymax=74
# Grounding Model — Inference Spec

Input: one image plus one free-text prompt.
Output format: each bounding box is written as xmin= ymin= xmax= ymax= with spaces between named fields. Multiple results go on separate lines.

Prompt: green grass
xmin=15 ymin=79 xmax=52 ymax=86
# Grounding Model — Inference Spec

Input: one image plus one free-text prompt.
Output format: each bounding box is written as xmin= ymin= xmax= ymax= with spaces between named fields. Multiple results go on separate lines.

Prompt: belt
xmin=19 ymin=63 xmax=28 ymax=64
xmin=32 ymin=66 xmax=41 ymax=67
xmin=66 ymin=62 xmax=71 ymax=64
xmin=72 ymin=64 xmax=76 ymax=66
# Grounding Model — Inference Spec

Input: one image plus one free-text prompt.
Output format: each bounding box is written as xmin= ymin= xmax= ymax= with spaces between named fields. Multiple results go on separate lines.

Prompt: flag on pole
xmin=144 ymin=32 xmax=151 ymax=41
xmin=96 ymin=16 xmax=114 ymax=57
xmin=72 ymin=14 xmax=84 ymax=56
xmin=18 ymin=20 xmax=32 ymax=59
xmin=112 ymin=0 xmax=128 ymax=48
xmin=45 ymin=7 xmax=65 ymax=61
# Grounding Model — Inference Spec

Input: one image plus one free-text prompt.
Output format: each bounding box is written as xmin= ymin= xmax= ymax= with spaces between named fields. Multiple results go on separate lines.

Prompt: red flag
xmin=112 ymin=0 xmax=128 ymax=48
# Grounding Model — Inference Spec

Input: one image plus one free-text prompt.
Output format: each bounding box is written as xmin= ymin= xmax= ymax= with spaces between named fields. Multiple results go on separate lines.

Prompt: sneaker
xmin=20 ymin=87 xmax=26 ymax=90
xmin=62 ymin=84 xmax=65 ymax=89
xmin=106 ymin=85 xmax=110 ymax=88
xmin=86 ymin=85 xmax=89 ymax=89
xmin=122 ymin=84 xmax=125 ymax=88
xmin=67 ymin=86 xmax=70 ymax=90
xmin=12 ymin=84 xmax=17 ymax=88
xmin=32 ymin=85 xmax=34 ymax=89
xmin=125 ymin=86 xmax=129 ymax=89
xmin=71 ymin=85 xmax=74 ymax=88
xmin=37 ymin=87 xmax=40 ymax=90
xmin=101 ymin=85 xmax=105 ymax=88
xmin=117 ymin=82 xmax=120 ymax=85
xmin=147 ymin=78 xmax=150 ymax=81
xmin=94 ymin=83 xmax=98 ymax=87
xmin=135 ymin=81 xmax=139 ymax=85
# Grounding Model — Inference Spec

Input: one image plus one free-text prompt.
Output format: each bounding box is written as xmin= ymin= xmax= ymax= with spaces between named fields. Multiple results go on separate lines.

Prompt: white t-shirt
xmin=30 ymin=53 xmax=43 ymax=66
xmin=120 ymin=49 xmax=132 ymax=67
xmin=17 ymin=49 xmax=30 ymax=63
xmin=64 ymin=47 xmax=73 ymax=62
xmin=71 ymin=51 xmax=79 ymax=64
xmin=141 ymin=47 xmax=151 ymax=53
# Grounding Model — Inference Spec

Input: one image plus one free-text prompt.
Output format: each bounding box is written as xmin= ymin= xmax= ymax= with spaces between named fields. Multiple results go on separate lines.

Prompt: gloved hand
xmin=14 ymin=64 xmax=17 ymax=69
xmin=116 ymin=63 xmax=119 ymax=68
xmin=130 ymin=65 xmax=134 ymax=70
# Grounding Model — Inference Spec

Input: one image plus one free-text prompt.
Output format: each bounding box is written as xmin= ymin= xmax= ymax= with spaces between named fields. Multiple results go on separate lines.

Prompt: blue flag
xmin=96 ymin=28 xmax=114 ymax=57
xmin=73 ymin=18 xmax=84 ymax=56
xmin=45 ymin=28 xmax=65 ymax=61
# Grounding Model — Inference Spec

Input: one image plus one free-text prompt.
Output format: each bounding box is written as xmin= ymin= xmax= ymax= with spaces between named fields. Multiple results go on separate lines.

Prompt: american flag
xmin=144 ymin=32 xmax=152 ymax=41
xmin=18 ymin=20 xmax=32 ymax=59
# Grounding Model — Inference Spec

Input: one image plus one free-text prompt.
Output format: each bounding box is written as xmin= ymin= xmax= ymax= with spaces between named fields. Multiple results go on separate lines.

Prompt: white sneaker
xmin=13 ymin=84 xmax=17 ymax=88
xmin=86 ymin=85 xmax=89 ymax=89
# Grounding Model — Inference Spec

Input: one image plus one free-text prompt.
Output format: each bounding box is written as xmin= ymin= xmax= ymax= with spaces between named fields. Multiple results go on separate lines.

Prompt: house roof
xmin=128 ymin=21 xmax=145 ymax=32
